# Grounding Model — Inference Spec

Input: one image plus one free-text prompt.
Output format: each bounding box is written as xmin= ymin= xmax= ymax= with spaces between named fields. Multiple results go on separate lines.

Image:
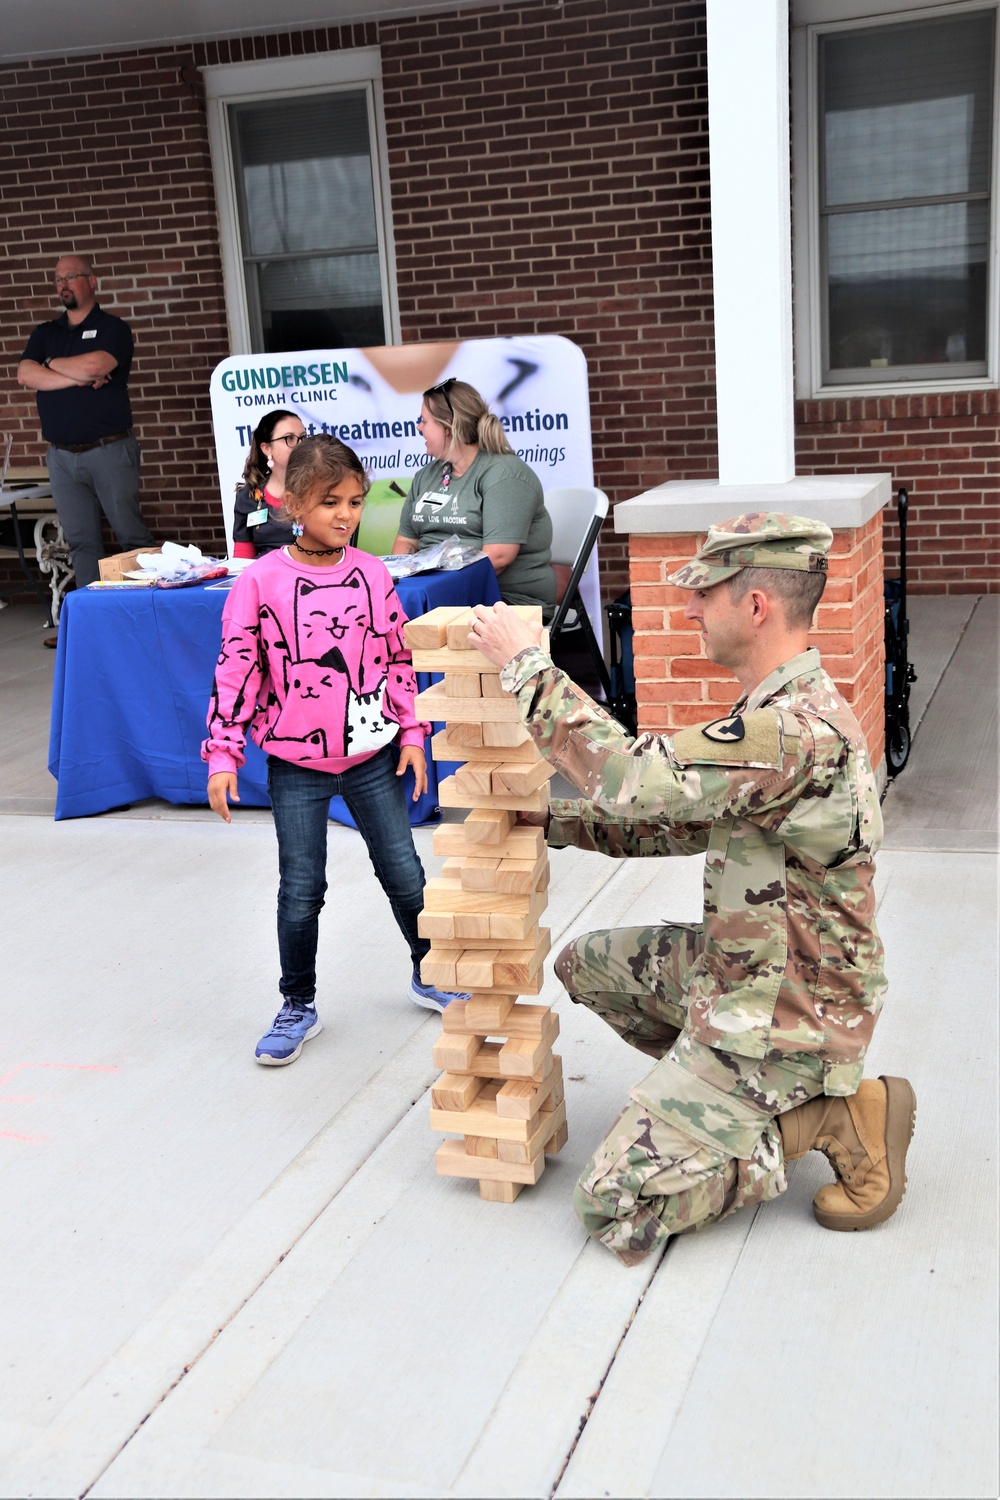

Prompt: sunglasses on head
xmin=427 ymin=378 xmax=457 ymax=420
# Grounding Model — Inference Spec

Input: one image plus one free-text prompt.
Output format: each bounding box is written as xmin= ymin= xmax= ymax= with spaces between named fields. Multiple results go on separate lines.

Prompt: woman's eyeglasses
xmin=271 ymin=433 xmax=304 ymax=449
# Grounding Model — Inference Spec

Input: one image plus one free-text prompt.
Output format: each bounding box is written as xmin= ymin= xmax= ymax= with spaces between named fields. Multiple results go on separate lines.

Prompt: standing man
xmin=17 ymin=254 xmax=154 ymax=636
xmin=469 ymin=513 xmax=915 ymax=1266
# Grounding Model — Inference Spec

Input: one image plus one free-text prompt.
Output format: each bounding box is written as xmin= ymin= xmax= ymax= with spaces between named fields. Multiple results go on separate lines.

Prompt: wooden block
xmin=431 ymin=1072 xmax=484 ymax=1111
xmin=432 ymin=729 xmax=538 ymax=765
xmin=430 ymin=1096 xmax=532 ymax=1142
xmin=431 ymin=1032 xmax=481 ymax=1073
xmin=431 ymin=925 xmax=549 ymax=958
xmin=495 ymin=855 xmax=547 ymax=896
xmin=443 ymin=1000 xmax=560 ymax=1042
xmin=436 ymin=1137 xmax=545 ymax=1186
xmin=497 ymin=1101 xmax=567 ymax=1163
xmin=495 ymin=1056 xmax=563 ymax=1119
xmin=465 ymin=994 xmax=515 ymax=1031
xmin=439 ymin=775 xmax=548 ymax=815
xmin=420 ymin=952 xmax=458 ymax=988
xmin=540 ymin=1076 xmax=565 ymax=1113
xmin=444 ymin=671 xmax=483 ymax=699
xmin=490 ymin=888 xmax=547 ymax=940
xmin=479 ymin=1179 xmax=523 ymax=1203
xmin=403 ymin=606 xmax=469 ymax=650
xmin=483 ymin=721 xmax=533 ymax=747
xmin=480 ymin=673 xmax=509 ymax=699
xmin=455 ymin=949 xmax=500 ymax=988
xmin=433 ymin=824 xmax=544 ymax=861
xmin=446 ymin=604 xmax=543 ymax=651
xmin=454 ymin=911 xmax=492 ymax=939
xmin=446 ymin=722 xmax=483 ymax=747
xmin=443 ymin=1040 xmax=553 ymax=1086
xmin=492 ymin=927 xmax=551 ymax=988
xmin=410 ymin=645 xmax=499 ymax=675
xmin=459 ymin=858 xmax=500 ymax=892
xmin=464 ymin=1134 xmax=498 ymax=1158
xmin=545 ymin=1120 xmax=569 ymax=1155
xmin=454 ymin=761 xmax=500 ymax=798
xmin=492 ymin=760 xmax=555 ymax=796
xmin=460 ymin=973 xmax=542 ymax=998
xmin=415 ymin=682 xmax=520 ymax=723
xmin=463 ymin=808 xmax=515 ymax=846
xmin=418 ymin=910 xmax=455 ymax=940
xmin=422 ymin=877 xmax=535 ymax=917
xmin=498 ymin=1030 xmax=558 ymax=1078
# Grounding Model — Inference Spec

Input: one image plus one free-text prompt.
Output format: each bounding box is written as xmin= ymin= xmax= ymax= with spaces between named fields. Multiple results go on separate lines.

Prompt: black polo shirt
xmin=22 ymin=305 xmax=134 ymax=447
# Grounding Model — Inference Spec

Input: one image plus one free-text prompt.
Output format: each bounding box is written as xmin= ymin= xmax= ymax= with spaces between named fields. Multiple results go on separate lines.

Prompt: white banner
xmin=209 ymin=335 xmax=602 ymax=634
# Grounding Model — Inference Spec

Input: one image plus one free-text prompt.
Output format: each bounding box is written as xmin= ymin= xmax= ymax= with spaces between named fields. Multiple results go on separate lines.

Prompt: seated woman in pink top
xmin=205 ymin=434 xmax=466 ymax=1065
xmin=230 ymin=409 xmax=304 ymax=559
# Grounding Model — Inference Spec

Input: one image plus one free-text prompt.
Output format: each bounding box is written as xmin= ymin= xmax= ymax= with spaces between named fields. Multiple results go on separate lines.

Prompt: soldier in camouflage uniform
xmin=469 ymin=513 xmax=916 ymax=1266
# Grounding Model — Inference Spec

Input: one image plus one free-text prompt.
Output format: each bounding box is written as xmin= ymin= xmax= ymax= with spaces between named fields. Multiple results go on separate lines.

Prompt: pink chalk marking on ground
xmin=0 ymin=1062 xmax=123 ymax=1088
xmin=0 ymin=1063 xmax=122 ymax=1145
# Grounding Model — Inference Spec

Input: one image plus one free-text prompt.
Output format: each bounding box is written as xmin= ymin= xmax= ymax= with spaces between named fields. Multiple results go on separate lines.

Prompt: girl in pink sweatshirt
xmin=204 ymin=435 xmax=465 ymax=1065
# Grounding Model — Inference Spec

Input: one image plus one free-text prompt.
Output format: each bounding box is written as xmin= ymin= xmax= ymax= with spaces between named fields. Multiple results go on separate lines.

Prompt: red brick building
xmin=2 ymin=0 xmax=997 ymax=605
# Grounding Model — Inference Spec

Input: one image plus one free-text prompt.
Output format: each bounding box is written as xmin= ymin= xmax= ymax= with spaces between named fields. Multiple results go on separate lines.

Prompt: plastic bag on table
xmin=379 ymin=536 xmax=487 ymax=580
xmin=134 ymin=542 xmax=229 ymax=588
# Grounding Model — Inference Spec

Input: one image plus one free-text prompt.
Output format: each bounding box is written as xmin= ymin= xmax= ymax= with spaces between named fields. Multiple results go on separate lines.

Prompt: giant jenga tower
xmin=404 ymin=605 xmax=568 ymax=1203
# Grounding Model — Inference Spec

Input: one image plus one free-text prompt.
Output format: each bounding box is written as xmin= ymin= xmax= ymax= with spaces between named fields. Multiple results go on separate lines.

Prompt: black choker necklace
xmin=294 ymin=542 xmax=344 ymax=558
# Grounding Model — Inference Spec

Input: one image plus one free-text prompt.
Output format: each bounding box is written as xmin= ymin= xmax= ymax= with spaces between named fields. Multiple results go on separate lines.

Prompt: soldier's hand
xmin=468 ymin=602 xmax=542 ymax=668
xmin=517 ymin=809 xmax=550 ymax=832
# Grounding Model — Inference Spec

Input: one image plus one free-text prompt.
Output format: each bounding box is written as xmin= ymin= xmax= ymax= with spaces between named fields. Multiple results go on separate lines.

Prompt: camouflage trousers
xmin=556 ymin=925 xmax=827 ymax=1266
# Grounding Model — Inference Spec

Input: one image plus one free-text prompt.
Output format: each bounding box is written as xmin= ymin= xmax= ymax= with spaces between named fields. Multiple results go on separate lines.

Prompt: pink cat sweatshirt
xmin=202 ymin=547 xmax=430 ymax=777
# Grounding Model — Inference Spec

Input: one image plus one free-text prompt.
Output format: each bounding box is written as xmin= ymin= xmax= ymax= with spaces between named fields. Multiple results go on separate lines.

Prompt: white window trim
xmin=792 ymin=0 xmax=1000 ymax=399
xmin=202 ymin=48 xmax=400 ymax=355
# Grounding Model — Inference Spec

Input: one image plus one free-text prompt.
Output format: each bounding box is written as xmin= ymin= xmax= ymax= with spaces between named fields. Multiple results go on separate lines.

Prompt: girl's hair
xmin=423 ymin=379 xmax=513 ymax=458
xmin=240 ymin=410 xmax=300 ymax=493
xmin=283 ymin=434 xmax=370 ymax=519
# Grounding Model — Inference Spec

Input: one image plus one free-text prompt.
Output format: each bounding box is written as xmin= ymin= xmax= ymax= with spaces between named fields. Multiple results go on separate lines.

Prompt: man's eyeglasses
xmin=271 ymin=433 xmax=304 ymax=449
xmin=427 ymin=378 xmax=457 ymax=420
xmin=54 ymin=273 xmax=91 ymax=287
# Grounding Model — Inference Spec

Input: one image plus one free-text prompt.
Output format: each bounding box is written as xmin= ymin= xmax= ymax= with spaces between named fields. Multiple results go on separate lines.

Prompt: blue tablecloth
xmin=48 ymin=557 xmax=501 ymax=822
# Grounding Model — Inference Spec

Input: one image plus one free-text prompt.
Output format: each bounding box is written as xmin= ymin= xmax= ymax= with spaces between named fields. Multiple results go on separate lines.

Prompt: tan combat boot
xmin=777 ymin=1076 xmax=916 ymax=1232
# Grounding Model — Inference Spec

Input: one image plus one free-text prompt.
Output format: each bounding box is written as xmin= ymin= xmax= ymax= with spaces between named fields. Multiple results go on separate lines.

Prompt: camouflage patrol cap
xmin=666 ymin=512 xmax=834 ymax=589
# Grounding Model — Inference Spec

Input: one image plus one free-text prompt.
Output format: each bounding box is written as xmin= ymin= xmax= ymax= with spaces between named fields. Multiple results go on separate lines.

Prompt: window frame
xmin=792 ymin=0 xmax=1000 ymax=398
xmin=203 ymin=49 xmax=400 ymax=355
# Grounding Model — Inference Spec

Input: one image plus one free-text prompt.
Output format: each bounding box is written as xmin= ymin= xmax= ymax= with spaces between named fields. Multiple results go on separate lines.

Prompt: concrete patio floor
xmin=0 ymin=593 xmax=996 ymax=1499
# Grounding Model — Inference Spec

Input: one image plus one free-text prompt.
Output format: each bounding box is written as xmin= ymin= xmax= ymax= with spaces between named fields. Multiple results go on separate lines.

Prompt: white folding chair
xmin=544 ymin=485 xmax=612 ymax=700
xmin=0 ymin=433 xmax=59 ymax=623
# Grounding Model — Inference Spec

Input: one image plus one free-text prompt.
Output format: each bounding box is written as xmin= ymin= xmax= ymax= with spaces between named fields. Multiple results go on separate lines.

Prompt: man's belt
xmin=51 ymin=430 xmax=131 ymax=454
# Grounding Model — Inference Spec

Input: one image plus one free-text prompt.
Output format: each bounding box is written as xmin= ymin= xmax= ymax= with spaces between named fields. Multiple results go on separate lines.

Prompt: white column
xmin=706 ymin=0 xmax=795 ymax=484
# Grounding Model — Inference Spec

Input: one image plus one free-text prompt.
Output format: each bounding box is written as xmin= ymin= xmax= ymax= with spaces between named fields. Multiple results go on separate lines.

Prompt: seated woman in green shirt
xmin=392 ymin=379 xmax=556 ymax=613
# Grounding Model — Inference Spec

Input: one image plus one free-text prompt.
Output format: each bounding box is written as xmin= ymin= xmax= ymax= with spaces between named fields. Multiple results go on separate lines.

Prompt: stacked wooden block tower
xmin=404 ymin=604 xmax=568 ymax=1203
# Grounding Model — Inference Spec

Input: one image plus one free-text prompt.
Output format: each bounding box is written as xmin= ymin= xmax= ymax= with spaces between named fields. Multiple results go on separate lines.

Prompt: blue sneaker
xmin=408 ymin=970 xmax=471 ymax=1014
xmin=255 ymin=1002 xmax=323 ymax=1065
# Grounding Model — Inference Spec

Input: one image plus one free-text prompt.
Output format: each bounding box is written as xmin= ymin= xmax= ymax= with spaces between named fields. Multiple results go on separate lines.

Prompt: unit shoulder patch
xmin=672 ymin=710 xmax=783 ymax=768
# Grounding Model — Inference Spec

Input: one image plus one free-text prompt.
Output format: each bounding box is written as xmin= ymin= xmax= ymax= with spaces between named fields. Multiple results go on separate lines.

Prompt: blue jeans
xmin=266 ymin=746 xmax=428 ymax=1008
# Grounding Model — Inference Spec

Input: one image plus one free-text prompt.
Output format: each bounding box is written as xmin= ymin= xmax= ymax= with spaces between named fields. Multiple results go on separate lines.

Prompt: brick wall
xmin=629 ymin=513 xmax=886 ymax=766
xmin=0 ymin=46 xmax=234 ymax=596
xmin=1 ymin=2 xmax=994 ymax=606
xmin=0 ymin=1 xmax=718 ymax=601
xmin=796 ymin=393 xmax=999 ymax=597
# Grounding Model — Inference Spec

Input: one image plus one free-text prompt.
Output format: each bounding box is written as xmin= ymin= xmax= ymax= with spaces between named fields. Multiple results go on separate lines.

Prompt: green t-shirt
xmin=398 ymin=451 xmax=556 ymax=611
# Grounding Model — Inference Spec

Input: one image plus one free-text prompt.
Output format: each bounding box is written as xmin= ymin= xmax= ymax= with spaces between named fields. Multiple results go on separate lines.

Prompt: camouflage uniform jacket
xmin=501 ymin=646 xmax=886 ymax=1094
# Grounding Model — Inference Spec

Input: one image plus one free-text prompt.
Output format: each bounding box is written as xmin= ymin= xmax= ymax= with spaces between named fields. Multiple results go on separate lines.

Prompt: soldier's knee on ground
xmin=554 ymin=935 xmax=579 ymax=997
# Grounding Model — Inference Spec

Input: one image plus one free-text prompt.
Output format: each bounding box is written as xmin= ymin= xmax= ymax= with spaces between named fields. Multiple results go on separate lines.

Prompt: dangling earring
xmin=267 ymin=458 xmax=274 ymax=471
xmin=291 ymin=520 xmax=304 ymax=539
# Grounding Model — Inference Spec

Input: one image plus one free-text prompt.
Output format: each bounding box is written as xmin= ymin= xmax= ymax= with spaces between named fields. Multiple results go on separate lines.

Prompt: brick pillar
xmin=617 ymin=476 xmax=890 ymax=778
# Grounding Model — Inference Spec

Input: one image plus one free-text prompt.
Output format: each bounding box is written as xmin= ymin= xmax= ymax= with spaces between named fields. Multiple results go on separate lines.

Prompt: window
xmin=204 ymin=51 xmax=398 ymax=355
xmin=794 ymin=4 xmax=998 ymax=395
